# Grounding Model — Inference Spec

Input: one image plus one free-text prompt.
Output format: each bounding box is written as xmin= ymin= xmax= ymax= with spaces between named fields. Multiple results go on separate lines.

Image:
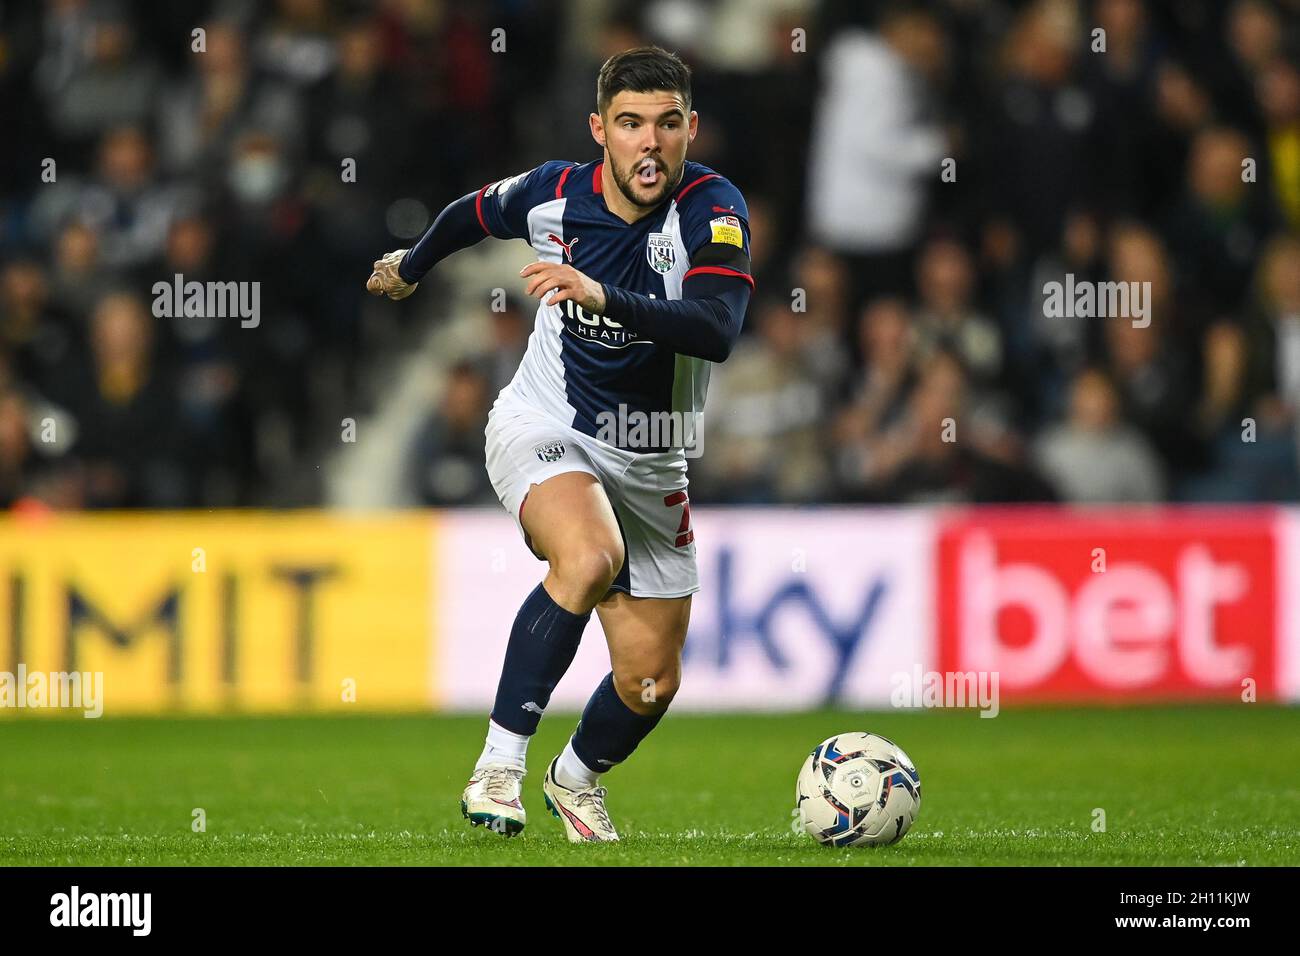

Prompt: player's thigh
xmin=610 ymin=453 xmax=698 ymax=599
xmin=484 ymin=403 xmax=622 ymax=566
xmin=519 ymin=471 xmax=623 ymax=570
xmin=595 ymin=591 xmax=691 ymax=708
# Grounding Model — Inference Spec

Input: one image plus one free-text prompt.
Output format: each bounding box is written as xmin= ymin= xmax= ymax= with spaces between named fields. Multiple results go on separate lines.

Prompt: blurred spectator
xmin=1101 ymin=223 xmax=1205 ymax=477
xmin=1166 ymin=126 xmax=1280 ymax=326
xmin=1257 ymin=56 xmax=1300 ymax=232
xmin=833 ymin=297 xmax=918 ymax=495
xmin=1147 ymin=59 xmax=1214 ymax=204
xmin=475 ymin=298 xmax=532 ymax=400
xmin=870 ymin=350 xmax=1055 ymax=504
xmin=257 ymin=0 xmax=339 ymax=88
xmin=1 ymin=259 xmax=73 ymax=399
xmin=696 ymin=298 xmax=829 ymax=503
xmin=1182 ymin=235 xmax=1300 ymax=501
xmin=1244 ymin=235 xmax=1300 ymax=420
xmin=983 ymin=0 xmax=1094 ymax=256
xmin=1023 ymin=209 xmax=1106 ymax=420
xmin=788 ymin=246 xmax=851 ymax=401
xmin=147 ymin=216 xmax=257 ymax=505
xmin=1034 ymin=368 xmax=1165 ymax=503
xmin=40 ymin=4 xmax=160 ymax=146
xmin=31 ymin=125 xmax=187 ymax=269
xmin=1207 ymin=0 xmax=1283 ymax=133
xmin=805 ymin=3 xmax=946 ymax=307
xmin=57 ymin=291 xmax=186 ymax=508
xmin=1079 ymin=0 xmax=1164 ymax=221
xmin=50 ymin=221 xmax=113 ymax=318
xmin=912 ymin=237 xmax=1002 ymax=386
xmin=156 ymin=20 xmax=302 ymax=180
xmin=407 ymin=362 xmax=494 ymax=507
xmin=0 ymin=389 xmax=36 ymax=508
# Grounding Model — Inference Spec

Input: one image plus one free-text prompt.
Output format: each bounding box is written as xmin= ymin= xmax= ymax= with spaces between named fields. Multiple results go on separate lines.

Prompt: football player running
xmin=367 ymin=46 xmax=752 ymax=842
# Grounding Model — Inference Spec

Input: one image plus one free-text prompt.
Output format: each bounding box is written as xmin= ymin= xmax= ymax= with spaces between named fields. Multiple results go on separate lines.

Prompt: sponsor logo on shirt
xmin=560 ymin=299 xmax=649 ymax=348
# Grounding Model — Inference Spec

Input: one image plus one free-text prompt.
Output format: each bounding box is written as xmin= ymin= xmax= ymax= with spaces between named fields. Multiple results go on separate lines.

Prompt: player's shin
xmin=478 ymin=581 xmax=590 ymax=770
xmin=557 ymin=671 xmax=667 ymax=789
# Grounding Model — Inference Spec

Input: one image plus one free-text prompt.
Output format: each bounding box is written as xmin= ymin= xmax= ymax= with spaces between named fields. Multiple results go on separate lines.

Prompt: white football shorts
xmin=484 ymin=392 xmax=699 ymax=599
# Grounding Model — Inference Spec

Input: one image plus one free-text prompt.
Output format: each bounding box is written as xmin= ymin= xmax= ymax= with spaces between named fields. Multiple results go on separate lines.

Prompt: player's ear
xmin=687 ymin=110 xmax=699 ymax=143
xmin=589 ymin=112 xmax=606 ymax=148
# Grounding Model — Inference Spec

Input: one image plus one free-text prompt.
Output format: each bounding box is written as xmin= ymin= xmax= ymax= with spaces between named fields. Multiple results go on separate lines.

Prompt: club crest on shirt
xmin=533 ymin=439 xmax=566 ymax=463
xmin=647 ymin=233 xmax=676 ymax=274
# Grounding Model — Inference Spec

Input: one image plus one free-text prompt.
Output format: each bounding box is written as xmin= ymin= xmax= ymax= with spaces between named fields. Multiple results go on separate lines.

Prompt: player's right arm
xmin=366 ymin=161 xmax=574 ymax=300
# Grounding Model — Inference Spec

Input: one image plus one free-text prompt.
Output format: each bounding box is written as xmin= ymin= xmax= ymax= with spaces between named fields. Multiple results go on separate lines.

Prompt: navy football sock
xmin=570 ymin=672 xmax=665 ymax=773
xmin=490 ymin=582 xmax=590 ymax=735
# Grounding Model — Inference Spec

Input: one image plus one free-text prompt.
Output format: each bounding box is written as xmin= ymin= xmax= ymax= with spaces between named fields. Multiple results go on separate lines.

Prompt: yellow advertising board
xmin=0 ymin=512 xmax=434 ymax=714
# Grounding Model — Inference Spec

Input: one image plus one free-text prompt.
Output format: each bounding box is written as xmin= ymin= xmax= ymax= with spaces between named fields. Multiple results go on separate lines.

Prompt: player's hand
xmin=520 ymin=261 xmax=606 ymax=314
xmin=366 ymin=249 xmax=419 ymax=301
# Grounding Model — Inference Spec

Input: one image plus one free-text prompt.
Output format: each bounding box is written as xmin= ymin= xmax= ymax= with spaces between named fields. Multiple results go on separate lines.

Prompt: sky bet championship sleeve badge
xmin=709 ymin=215 xmax=743 ymax=247
xmin=647 ymin=233 xmax=676 ymax=274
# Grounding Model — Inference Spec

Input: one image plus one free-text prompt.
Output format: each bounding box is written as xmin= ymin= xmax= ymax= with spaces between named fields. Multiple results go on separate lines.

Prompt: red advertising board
xmin=936 ymin=509 xmax=1278 ymax=702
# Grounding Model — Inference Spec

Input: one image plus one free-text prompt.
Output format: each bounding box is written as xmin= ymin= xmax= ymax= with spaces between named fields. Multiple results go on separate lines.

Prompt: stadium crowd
xmin=1 ymin=0 xmax=1299 ymax=509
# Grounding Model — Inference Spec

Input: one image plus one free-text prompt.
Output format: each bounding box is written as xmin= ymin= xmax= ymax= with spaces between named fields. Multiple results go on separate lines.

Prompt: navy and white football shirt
xmin=473 ymin=159 xmax=752 ymax=452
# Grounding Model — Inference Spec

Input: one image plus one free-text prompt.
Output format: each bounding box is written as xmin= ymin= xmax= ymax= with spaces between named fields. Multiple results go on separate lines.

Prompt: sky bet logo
xmin=50 ymin=886 xmax=151 ymax=936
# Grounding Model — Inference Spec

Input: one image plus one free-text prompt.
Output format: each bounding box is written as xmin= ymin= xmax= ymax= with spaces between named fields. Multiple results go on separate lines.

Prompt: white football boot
xmin=541 ymin=757 xmax=620 ymax=842
xmin=461 ymin=765 xmax=526 ymax=837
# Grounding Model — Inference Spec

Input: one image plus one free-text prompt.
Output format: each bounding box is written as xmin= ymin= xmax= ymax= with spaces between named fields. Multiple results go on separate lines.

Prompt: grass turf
xmin=1 ymin=706 xmax=1297 ymax=866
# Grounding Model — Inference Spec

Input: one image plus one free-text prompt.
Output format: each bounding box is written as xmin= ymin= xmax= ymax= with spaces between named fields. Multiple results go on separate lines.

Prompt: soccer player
xmin=366 ymin=47 xmax=752 ymax=841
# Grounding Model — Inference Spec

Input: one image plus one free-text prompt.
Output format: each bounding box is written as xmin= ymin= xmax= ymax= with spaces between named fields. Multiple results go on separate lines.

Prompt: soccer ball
xmin=795 ymin=732 xmax=921 ymax=847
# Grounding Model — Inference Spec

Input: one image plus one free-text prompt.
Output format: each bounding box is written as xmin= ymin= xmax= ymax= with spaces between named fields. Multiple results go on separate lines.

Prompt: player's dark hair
xmin=596 ymin=46 xmax=692 ymax=115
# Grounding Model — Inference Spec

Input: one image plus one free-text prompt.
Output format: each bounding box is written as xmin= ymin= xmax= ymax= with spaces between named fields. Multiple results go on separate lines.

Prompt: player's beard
xmin=611 ymin=154 xmax=681 ymax=209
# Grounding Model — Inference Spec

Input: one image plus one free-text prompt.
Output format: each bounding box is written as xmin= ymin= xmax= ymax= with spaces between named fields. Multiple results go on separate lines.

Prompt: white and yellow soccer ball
xmin=795 ymin=732 xmax=921 ymax=847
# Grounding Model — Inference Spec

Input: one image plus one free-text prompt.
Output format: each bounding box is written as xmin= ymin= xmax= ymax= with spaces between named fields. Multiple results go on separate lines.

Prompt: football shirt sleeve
xmin=677 ymin=177 xmax=754 ymax=292
xmin=598 ymin=177 xmax=754 ymax=362
xmin=478 ymin=160 xmax=575 ymax=240
xmin=601 ymin=279 xmax=751 ymax=362
xmin=398 ymin=161 xmax=574 ymax=283
xmin=398 ymin=191 xmax=487 ymax=282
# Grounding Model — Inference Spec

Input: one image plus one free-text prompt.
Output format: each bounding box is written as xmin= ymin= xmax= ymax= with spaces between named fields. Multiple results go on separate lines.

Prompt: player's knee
xmin=616 ymin=666 xmax=679 ymax=714
xmin=552 ymin=539 xmax=624 ymax=601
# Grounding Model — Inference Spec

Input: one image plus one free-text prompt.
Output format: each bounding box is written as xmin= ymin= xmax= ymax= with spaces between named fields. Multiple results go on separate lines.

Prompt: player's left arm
xmin=520 ymin=181 xmax=754 ymax=362
xmin=368 ymin=162 xmax=572 ymax=300
xmin=520 ymin=264 xmax=751 ymax=363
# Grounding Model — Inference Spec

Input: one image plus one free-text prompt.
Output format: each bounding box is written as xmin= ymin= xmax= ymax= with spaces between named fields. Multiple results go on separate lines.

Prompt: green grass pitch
xmin=1 ymin=705 xmax=1298 ymax=866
